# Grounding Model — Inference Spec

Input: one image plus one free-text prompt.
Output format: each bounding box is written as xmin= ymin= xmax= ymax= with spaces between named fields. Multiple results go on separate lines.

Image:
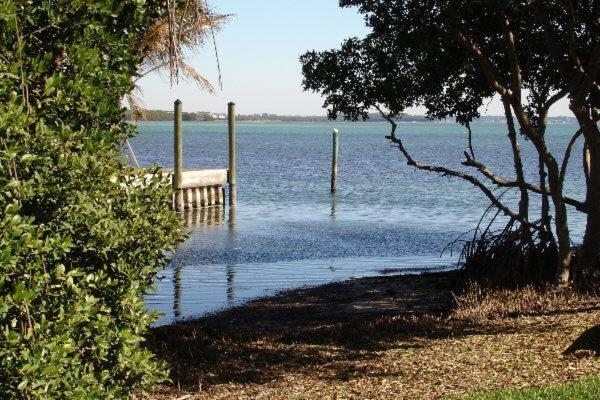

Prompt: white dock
xmin=169 ymin=169 xmax=228 ymax=211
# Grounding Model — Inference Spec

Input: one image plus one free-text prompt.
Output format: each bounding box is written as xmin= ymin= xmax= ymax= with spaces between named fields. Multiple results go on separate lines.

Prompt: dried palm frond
xmin=133 ymin=0 xmax=228 ymax=91
xmin=126 ymin=88 xmax=148 ymax=122
xmin=180 ymin=61 xmax=215 ymax=93
xmin=124 ymin=1 xmax=226 ymax=167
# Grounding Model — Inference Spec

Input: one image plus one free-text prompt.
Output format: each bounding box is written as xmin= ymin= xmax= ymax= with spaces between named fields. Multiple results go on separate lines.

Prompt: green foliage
xmin=300 ymin=0 xmax=599 ymax=286
xmin=301 ymin=0 xmax=597 ymax=124
xmin=0 ymin=1 xmax=184 ymax=398
xmin=456 ymin=375 xmax=600 ymax=400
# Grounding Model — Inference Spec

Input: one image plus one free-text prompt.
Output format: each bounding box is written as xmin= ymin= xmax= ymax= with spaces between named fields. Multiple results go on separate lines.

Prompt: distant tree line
xmin=126 ymin=109 xmax=432 ymax=122
xmin=126 ymin=109 xmax=578 ymax=124
xmin=126 ymin=109 xmax=219 ymax=121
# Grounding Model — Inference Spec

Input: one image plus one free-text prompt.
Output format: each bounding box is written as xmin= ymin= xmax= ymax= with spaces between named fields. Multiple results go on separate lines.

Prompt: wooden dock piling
xmin=164 ymin=99 xmax=234 ymax=211
xmin=228 ymin=102 xmax=237 ymax=206
xmin=174 ymin=99 xmax=184 ymax=210
xmin=331 ymin=128 xmax=339 ymax=193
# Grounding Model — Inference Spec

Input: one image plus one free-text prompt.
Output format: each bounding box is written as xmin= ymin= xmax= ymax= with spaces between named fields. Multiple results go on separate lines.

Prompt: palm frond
xmin=134 ymin=0 xmax=228 ymax=90
xmin=126 ymin=89 xmax=148 ymax=122
xmin=180 ymin=61 xmax=215 ymax=93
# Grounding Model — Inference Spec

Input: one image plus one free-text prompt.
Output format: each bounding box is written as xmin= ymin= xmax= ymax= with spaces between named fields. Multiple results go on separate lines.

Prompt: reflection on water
xmin=330 ymin=194 xmax=338 ymax=218
xmin=226 ymin=206 xmax=237 ymax=305
xmin=182 ymin=207 xmax=227 ymax=227
xmin=173 ymin=207 xmax=228 ymax=319
xmin=173 ymin=264 xmax=182 ymax=319
xmin=139 ymin=122 xmax=587 ymax=326
xmin=149 ymin=208 xmax=455 ymax=326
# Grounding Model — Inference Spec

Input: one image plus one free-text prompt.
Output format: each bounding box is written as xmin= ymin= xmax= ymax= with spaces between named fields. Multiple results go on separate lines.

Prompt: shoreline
xmin=156 ymin=270 xmax=461 ymax=329
xmin=132 ymin=119 xmax=579 ymax=125
xmin=146 ymin=271 xmax=600 ymax=399
xmin=153 ymin=265 xmax=457 ymax=327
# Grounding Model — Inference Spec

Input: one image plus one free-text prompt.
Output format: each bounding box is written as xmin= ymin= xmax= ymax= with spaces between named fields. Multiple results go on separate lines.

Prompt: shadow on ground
xmin=565 ymin=324 xmax=600 ymax=356
xmin=149 ymin=271 xmax=577 ymax=390
xmin=148 ymin=272 xmax=600 ymax=389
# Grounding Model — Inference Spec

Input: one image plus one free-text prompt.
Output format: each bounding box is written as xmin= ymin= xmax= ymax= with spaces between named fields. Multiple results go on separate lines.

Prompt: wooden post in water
xmin=174 ymin=99 xmax=184 ymax=211
xmin=331 ymin=128 xmax=339 ymax=193
xmin=228 ymin=102 xmax=237 ymax=206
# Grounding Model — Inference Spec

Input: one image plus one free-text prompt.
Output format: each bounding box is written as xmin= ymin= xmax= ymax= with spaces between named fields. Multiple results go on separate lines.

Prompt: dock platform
xmin=169 ymin=100 xmax=236 ymax=212
xmin=170 ymin=169 xmax=228 ymax=210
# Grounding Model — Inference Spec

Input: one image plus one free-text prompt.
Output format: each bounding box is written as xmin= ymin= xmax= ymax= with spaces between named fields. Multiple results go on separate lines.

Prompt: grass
xmin=458 ymin=375 xmax=600 ymax=399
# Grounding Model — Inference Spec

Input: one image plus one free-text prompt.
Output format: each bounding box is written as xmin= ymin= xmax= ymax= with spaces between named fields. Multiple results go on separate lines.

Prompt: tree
xmin=301 ymin=0 xmax=599 ymax=286
xmin=0 ymin=1 xmax=197 ymax=397
xmin=532 ymin=1 xmax=600 ymax=283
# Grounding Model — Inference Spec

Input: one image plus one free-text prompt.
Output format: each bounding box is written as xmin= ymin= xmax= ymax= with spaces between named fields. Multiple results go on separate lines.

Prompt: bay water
xmin=132 ymin=121 xmax=586 ymax=325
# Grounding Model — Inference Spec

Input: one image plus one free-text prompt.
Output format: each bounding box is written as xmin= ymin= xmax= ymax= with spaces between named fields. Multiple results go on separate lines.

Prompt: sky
xmin=136 ymin=0 xmax=571 ymax=117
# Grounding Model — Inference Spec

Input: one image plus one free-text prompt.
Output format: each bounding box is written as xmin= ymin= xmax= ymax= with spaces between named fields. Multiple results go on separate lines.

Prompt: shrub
xmin=0 ymin=1 xmax=184 ymax=398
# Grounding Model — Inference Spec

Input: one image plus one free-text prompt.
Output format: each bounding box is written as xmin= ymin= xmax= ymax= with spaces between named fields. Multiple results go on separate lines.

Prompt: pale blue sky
xmin=137 ymin=0 xmax=571 ymax=116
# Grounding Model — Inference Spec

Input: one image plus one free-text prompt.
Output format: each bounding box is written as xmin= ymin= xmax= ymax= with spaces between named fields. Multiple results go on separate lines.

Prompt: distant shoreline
xmin=126 ymin=109 xmax=579 ymax=125
xmin=131 ymin=118 xmax=580 ymax=125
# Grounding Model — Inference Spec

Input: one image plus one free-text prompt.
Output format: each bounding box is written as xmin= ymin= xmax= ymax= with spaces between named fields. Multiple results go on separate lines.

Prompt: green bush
xmin=0 ymin=1 xmax=184 ymax=398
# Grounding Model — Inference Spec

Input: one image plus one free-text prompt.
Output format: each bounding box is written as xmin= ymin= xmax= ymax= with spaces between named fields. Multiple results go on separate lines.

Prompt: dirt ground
xmin=145 ymin=272 xmax=600 ymax=400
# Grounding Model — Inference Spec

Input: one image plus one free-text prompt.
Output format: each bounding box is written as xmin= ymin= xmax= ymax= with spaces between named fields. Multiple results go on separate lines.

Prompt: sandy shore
xmin=146 ymin=271 xmax=599 ymax=400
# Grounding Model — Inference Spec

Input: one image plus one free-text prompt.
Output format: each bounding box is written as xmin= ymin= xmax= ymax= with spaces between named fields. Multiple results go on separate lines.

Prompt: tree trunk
xmin=511 ymin=107 xmax=572 ymax=284
xmin=535 ymin=118 xmax=553 ymax=241
xmin=504 ymin=101 xmax=530 ymax=223
xmin=539 ymin=154 xmax=552 ymax=238
xmin=546 ymin=161 xmax=573 ymax=284
xmin=578 ymin=123 xmax=600 ymax=280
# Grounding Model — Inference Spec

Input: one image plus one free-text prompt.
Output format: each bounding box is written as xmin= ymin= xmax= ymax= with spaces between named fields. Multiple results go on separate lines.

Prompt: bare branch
xmin=542 ymin=89 xmax=568 ymax=116
xmin=375 ymin=108 xmax=524 ymax=224
xmin=564 ymin=0 xmax=583 ymax=70
xmin=499 ymin=12 xmax=523 ymax=101
xmin=560 ymin=127 xmax=584 ymax=184
xmin=466 ymin=122 xmax=475 ymax=160
xmin=462 ymin=155 xmax=587 ymax=212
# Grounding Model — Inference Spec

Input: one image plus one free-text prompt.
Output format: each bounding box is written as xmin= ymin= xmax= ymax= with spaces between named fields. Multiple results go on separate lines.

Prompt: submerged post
xmin=174 ymin=99 xmax=184 ymax=211
xmin=331 ymin=128 xmax=339 ymax=193
xmin=228 ymin=102 xmax=237 ymax=206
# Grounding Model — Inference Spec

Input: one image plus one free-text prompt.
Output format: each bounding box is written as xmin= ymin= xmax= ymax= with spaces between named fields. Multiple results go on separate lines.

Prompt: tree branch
xmin=499 ymin=12 xmax=523 ymax=101
xmin=560 ymin=127 xmax=583 ymax=184
xmin=446 ymin=12 xmax=513 ymax=100
xmin=466 ymin=122 xmax=475 ymax=159
xmin=462 ymin=155 xmax=587 ymax=213
xmin=542 ymin=89 xmax=569 ymax=116
xmin=535 ymin=3 xmax=600 ymax=108
xmin=564 ymin=0 xmax=583 ymax=71
xmin=375 ymin=108 xmax=526 ymax=225
xmin=503 ymin=99 xmax=529 ymax=220
xmin=446 ymin=10 xmax=543 ymax=145
xmin=533 ymin=4 xmax=575 ymax=84
xmin=575 ymin=44 xmax=600 ymax=105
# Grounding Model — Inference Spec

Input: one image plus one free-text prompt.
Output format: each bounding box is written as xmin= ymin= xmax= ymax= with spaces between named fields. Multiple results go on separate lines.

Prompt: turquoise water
xmin=132 ymin=121 xmax=587 ymax=325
